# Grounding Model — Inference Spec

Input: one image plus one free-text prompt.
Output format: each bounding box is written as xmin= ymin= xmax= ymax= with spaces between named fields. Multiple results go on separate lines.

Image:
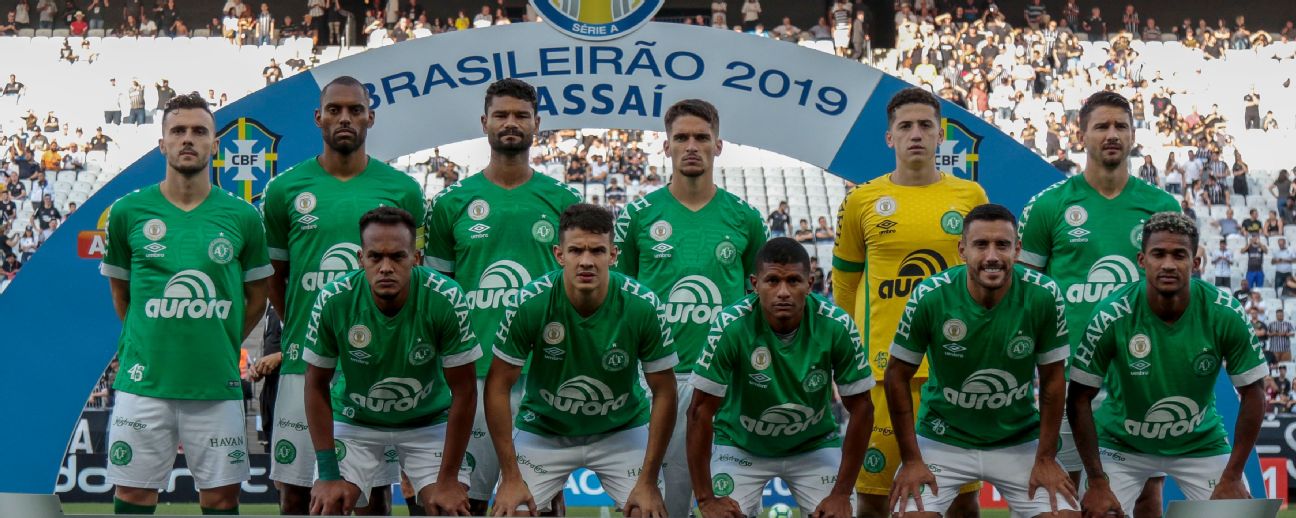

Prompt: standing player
xmin=613 ymin=98 xmax=766 ymax=518
xmin=262 ymin=75 xmax=426 ymax=515
xmin=487 ymin=204 xmax=678 ymax=516
xmin=1068 ymin=212 xmax=1267 ymax=515
xmin=100 ymin=93 xmax=270 ymax=515
xmin=423 ymin=78 xmax=582 ymax=515
xmin=831 ymin=87 xmax=987 ymax=518
xmin=303 ymin=207 xmax=479 ymax=516
xmin=1018 ymin=90 xmax=1180 ymax=516
xmin=886 ymin=204 xmax=1078 ymax=517
xmin=687 ymin=238 xmax=876 ymax=518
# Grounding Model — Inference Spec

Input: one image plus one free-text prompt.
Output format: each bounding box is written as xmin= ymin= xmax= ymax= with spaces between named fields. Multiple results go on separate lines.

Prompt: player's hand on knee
xmin=491 ymin=478 xmax=537 ymax=516
xmin=809 ymin=491 xmax=853 ymax=518
xmin=623 ymin=478 xmax=667 ymax=518
xmin=1208 ymin=475 xmax=1251 ymax=501
xmin=888 ymin=462 xmax=937 ymax=516
xmin=310 ymin=479 xmax=360 ymax=516
xmin=697 ymin=495 xmax=744 ymax=518
xmin=423 ymin=481 xmax=471 ymax=516
xmin=1079 ymin=477 xmax=1123 ymax=518
xmin=1029 ymin=456 xmax=1078 ymax=513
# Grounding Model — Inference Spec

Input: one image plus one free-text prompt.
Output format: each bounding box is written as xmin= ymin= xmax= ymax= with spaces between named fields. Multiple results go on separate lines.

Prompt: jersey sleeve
xmin=639 ymin=298 xmax=679 ymax=373
xmin=435 ymin=278 xmax=482 ymax=368
xmin=262 ymin=177 xmax=289 ymax=261
xmin=1035 ymin=279 xmax=1071 ymax=365
xmin=492 ymin=292 xmax=538 ymax=367
xmin=302 ymin=290 xmax=339 ymax=369
xmin=399 ymin=178 xmax=428 ymax=253
xmin=612 ymin=206 xmax=639 ymax=277
xmin=742 ymin=206 xmax=768 ymax=278
xmin=829 ymin=304 xmax=875 ymax=397
xmin=689 ymin=317 xmax=737 ymax=398
xmin=423 ymin=193 xmax=457 ymax=274
xmin=1217 ymin=300 xmax=1268 ymax=387
xmin=1070 ymin=304 xmax=1116 ymax=387
xmin=100 ymin=197 xmax=132 ymax=280
xmin=1018 ymin=189 xmax=1054 ymax=269
xmin=240 ymin=206 xmax=274 ymax=282
xmin=831 ymin=191 xmax=867 ymax=274
xmin=888 ymin=281 xmax=933 ymax=367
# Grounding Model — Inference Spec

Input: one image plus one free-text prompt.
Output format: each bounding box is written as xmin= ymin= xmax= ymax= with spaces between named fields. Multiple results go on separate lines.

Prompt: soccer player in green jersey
xmin=886 ymin=204 xmax=1078 ymax=517
xmin=487 ymin=204 xmax=678 ymax=517
xmin=1018 ymin=91 xmax=1180 ymax=517
xmin=101 ymin=93 xmax=271 ymax=516
xmin=1068 ymin=212 xmax=1267 ymax=516
xmin=423 ymin=78 xmax=582 ymax=515
xmin=304 ymin=207 xmax=479 ymax=516
xmin=613 ymin=98 xmax=766 ymax=518
xmin=687 ymin=237 xmax=876 ymax=518
xmin=262 ymin=75 xmax=426 ymax=515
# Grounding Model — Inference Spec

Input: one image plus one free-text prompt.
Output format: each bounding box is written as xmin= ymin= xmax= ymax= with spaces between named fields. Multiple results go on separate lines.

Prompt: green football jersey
xmin=1071 ymin=279 xmax=1268 ymax=457
xmin=1019 ymin=175 xmax=1179 ymax=349
xmin=101 ymin=185 xmax=272 ymax=400
xmin=263 ymin=157 xmax=426 ymax=376
xmin=890 ymin=264 xmax=1070 ymax=449
xmin=613 ymin=187 xmax=767 ymax=374
xmin=690 ymin=293 xmax=874 ymax=457
xmin=424 ymin=172 xmax=582 ymax=377
xmin=493 ymin=271 xmax=678 ymax=437
xmin=303 ymin=267 xmax=481 ymax=429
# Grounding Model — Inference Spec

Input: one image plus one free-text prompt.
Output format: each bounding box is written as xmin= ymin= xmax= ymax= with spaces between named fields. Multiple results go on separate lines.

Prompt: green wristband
xmin=316 ymin=449 xmax=341 ymax=481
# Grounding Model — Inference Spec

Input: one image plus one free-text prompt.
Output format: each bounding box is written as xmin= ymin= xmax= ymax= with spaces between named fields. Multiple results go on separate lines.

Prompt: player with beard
xmin=423 ymin=78 xmax=581 ymax=515
xmin=100 ymin=92 xmax=271 ymax=515
xmin=1018 ymin=91 xmax=1179 ymax=518
xmin=613 ymin=99 xmax=767 ymax=518
xmin=1068 ymin=212 xmax=1266 ymax=516
xmin=262 ymin=75 xmax=426 ymax=516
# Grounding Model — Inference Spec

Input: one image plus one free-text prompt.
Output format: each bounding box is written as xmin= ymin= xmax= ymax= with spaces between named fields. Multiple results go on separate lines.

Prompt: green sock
xmin=113 ymin=497 xmax=156 ymax=515
xmin=200 ymin=506 xmax=239 ymax=515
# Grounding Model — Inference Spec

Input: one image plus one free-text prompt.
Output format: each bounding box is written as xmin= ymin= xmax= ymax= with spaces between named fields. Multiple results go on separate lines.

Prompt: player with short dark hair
xmin=487 ymin=204 xmax=678 ymax=516
xmin=303 ymin=206 xmax=479 ymax=516
xmin=832 ymin=86 xmax=988 ymax=518
xmin=886 ymin=204 xmax=1078 ymax=517
xmin=687 ymin=237 xmax=875 ymax=518
xmin=614 ymin=98 xmax=767 ymax=518
xmin=101 ymin=91 xmax=271 ymax=515
xmin=262 ymin=74 xmax=426 ymax=515
xmin=423 ymin=77 xmax=583 ymax=515
xmin=1068 ymin=212 xmax=1267 ymax=516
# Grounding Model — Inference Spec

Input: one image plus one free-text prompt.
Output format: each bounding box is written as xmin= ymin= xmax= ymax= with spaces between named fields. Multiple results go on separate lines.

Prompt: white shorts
xmin=710 ymin=444 xmax=851 ymax=517
xmin=833 ymin=27 xmax=850 ymax=47
xmin=513 ymin=425 xmax=652 ymax=512
xmin=106 ymin=392 xmax=250 ymax=490
xmin=1081 ymin=448 xmax=1243 ymax=515
xmin=900 ymin=438 xmax=1079 ymax=516
xmin=335 ymin=421 xmax=469 ymax=507
xmin=1057 ymin=415 xmax=1081 ymax=472
xmin=662 ymin=373 xmax=694 ymax=518
xmin=465 ymin=375 xmax=525 ymax=500
xmin=269 ymin=373 xmax=316 ymax=487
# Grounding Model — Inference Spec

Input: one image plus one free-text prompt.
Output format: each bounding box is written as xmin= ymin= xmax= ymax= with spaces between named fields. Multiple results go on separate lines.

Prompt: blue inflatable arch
xmin=0 ymin=22 xmax=1262 ymax=502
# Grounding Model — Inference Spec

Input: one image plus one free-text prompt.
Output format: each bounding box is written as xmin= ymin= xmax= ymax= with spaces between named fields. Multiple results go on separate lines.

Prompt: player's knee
xmin=468 ymin=498 xmax=490 ymax=516
xmin=276 ymin=482 xmax=310 ymax=513
xmin=197 ymin=483 xmax=241 ymax=509
xmin=114 ymin=485 xmax=159 ymax=506
xmin=855 ymin=493 xmax=890 ymax=518
xmin=945 ymin=491 xmax=980 ymax=518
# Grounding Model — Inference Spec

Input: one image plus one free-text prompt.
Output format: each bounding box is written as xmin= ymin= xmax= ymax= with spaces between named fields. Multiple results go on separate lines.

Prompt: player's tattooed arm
xmin=686 ymin=389 xmax=743 ymax=518
xmin=1066 ymin=383 xmax=1121 ymax=517
xmin=1214 ymin=379 xmax=1265 ymax=500
xmin=884 ymin=357 xmax=937 ymax=515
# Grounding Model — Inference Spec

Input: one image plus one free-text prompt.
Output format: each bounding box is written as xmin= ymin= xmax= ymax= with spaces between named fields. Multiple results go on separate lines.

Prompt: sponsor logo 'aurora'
xmin=349 ymin=377 xmax=437 ymax=413
xmin=531 ymin=0 xmax=664 ymax=41
xmin=1123 ymin=396 xmax=1207 ymax=439
xmin=942 ymin=369 xmax=1032 ymax=410
xmin=664 ymin=275 xmax=723 ymax=325
xmin=302 ymin=243 xmax=362 ymax=291
xmin=739 ymin=403 xmax=828 ymax=437
xmin=468 ymin=260 xmax=532 ymax=309
xmin=1067 ymin=255 xmax=1140 ymax=304
xmin=539 ymin=375 xmax=629 ymax=416
xmin=145 ymin=270 xmax=233 ymax=319
xmin=879 ymin=250 xmax=948 ymax=299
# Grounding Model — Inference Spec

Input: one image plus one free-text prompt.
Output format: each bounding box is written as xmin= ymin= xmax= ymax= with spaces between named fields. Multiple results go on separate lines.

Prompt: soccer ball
xmin=765 ymin=503 xmax=794 ymax=518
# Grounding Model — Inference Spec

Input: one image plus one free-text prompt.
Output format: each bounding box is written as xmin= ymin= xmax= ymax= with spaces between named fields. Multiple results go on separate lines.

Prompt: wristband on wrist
xmin=317 ymin=449 xmax=341 ymax=481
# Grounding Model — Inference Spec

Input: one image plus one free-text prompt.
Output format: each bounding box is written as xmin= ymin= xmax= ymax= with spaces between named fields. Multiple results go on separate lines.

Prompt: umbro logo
xmin=469 ymin=223 xmax=490 ymax=239
xmin=543 ymin=346 xmax=565 ymax=360
xmin=1068 ymin=227 xmax=1090 ymax=239
xmin=1130 ymin=360 xmax=1151 ymax=373
xmin=144 ymin=243 xmax=166 ymax=255
xmin=943 ymin=343 xmax=966 ymax=357
xmin=877 ymin=219 xmax=898 ymax=235
xmin=298 ymin=214 xmax=319 ymax=227
xmin=749 ymin=373 xmax=772 ymax=385
xmin=350 ymin=350 xmax=372 ymax=363
xmin=651 ymin=243 xmax=673 ymax=256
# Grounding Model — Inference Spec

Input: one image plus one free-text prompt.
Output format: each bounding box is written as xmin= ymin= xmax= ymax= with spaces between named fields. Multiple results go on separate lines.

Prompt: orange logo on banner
xmin=1261 ymin=457 xmax=1289 ymax=508
xmin=76 ymin=207 xmax=111 ymax=259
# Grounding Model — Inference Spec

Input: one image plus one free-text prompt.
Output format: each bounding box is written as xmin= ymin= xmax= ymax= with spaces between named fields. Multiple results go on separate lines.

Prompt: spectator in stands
xmin=850 ymin=9 xmax=869 ymax=59
xmin=814 ymin=215 xmax=835 ymax=242
xmin=767 ymin=201 xmax=790 ymax=237
xmin=1023 ymin=0 xmax=1046 ymax=30
xmin=1137 ymin=155 xmax=1158 ymax=186
xmin=1266 ymin=211 xmax=1284 ymax=238
xmin=16 ymin=228 xmax=36 ymax=262
xmin=1243 ymin=234 xmax=1268 ymax=288
xmin=120 ymin=13 xmax=139 ymax=36
xmin=564 ymin=156 xmax=585 ymax=183
xmin=1182 ymin=149 xmax=1202 ymax=186
xmin=28 ymin=171 xmax=49 ymax=210
xmin=771 ymin=16 xmax=799 ymax=40
xmin=126 ymin=80 xmax=146 ymax=125
xmin=254 ymin=2 xmax=273 ymax=44
xmin=1272 ymin=170 xmax=1293 ymax=222
xmin=606 ymin=178 xmax=625 ymax=203
xmin=171 ymin=17 xmax=187 ymax=36
xmin=1269 ymin=312 xmax=1294 ymax=363
xmin=1082 ymin=6 xmax=1105 ymax=41
xmin=4 ymin=74 xmax=25 ymax=100
xmin=0 ymin=189 xmax=14 ymax=223
xmin=1231 ymin=150 xmax=1251 ymax=196
xmin=740 ymin=0 xmax=760 ymax=31
xmin=710 ymin=0 xmax=727 ymax=27
xmin=139 ymin=13 xmax=158 ymax=36
xmin=88 ymin=126 xmax=112 ymax=155
xmin=454 ymin=9 xmax=469 ymax=30
xmin=794 ymin=218 xmax=813 ymax=243
xmin=85 ymin=0 xmax=104 ymax=30
xmin=60 ymin=143 xmax=82 ymax=170
xmin=1121 ymin=4 xmax=1139 ymax=34
xmin=1242 ymin=208 xmax=1264 ymax=236
xmin=1253 ymin=311 xmax=1270 ymax=350
xmin=1200 ymin=174 xmax=1231 ymax=207
xmin=1210 ymin=238 xmax=1235 ymax=287
xmin=39 ymin=142 xmax=59 ymax=172
xmin=69 ymin=10 xmax=86 ymax=36
xmin=263 ymin=58 xmax=282 ymax=85
xmin=1245 ymin=291 xmax=1267 ymax=320
xmin=158 ymin=0 xmax=178 ymax=36
xmin=36 ymin=0 xmax=55 ymax=30
xmin=35 ymin=195 xmax=59 ymax=230
xmin=472 ymin=5 xmax=492 ymax=28
xmin=1273 ymin=238 xmax=1295 ymax=295
xmin=103 ymin=78 xmax=122 ymax=125
xmin=809 ymin=256 xmax=826 ymax=295
xmin=2 ymin=253 xmax=20 ymax=279
xmin=1142 ymin=17 xmax=1161 ymax=41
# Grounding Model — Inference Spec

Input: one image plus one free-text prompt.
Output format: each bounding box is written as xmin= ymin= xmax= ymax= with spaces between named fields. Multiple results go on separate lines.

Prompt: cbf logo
xmin=212 ymin=117 xmax=281 ymax=205
xmin=935 ymin=118 xmax=981 ymax=181
xmin=531 ymin=0 xmax=664 ymax=41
